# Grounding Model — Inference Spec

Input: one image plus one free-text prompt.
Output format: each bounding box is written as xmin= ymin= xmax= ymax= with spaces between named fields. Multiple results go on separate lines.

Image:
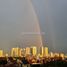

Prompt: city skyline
xmin=0 ymin=46 xmax=66 ymax=58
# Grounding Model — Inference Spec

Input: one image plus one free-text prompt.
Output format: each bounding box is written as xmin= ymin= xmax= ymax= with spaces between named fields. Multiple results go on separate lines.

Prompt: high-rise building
xmin=21 ymin=48 xmax=26 ymax=56
xmin=19 ymin=48 xmax=23 ymax=57
xmin=50 ymin=52 xmax=54 ymax=57
xmin=31 ymin=46 xmax=37 ymax=56
xmin=40 ymin=46 xmax=44 ymax=56
xmin=0 ymin=50 xmax=3 ymax=57
xmin=5 ymin=53 xmax=9 ymax=57
xmin=11 ymin=48 xmax=16 ymax=57
xmin=11 ymin=47 xmax=20 ymax=57
xmin=54 ymin=53 xmax=59 ymax=57
xmin=44 ymin=47 xmax=49 ymax=57
xmin=25 ymin=47 xmax=30 ymax=55
xmin=60 ymin=53 xmax=64 ymax=59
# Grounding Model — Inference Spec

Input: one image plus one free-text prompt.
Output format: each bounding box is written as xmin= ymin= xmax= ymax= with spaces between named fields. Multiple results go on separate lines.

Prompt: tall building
xmin=0 ymin=50 xmax=3 ymax=57
xmin=19 ymin=48 xmax=23 ymax=57
xmin=60 ymin=53 xmax=64 ymax=59
xmin=11 ymin=47 xmax=20 ymax=57
xmin=5 ymin=53 xmax=9 ymax=57
xmin=21 ymin=48 xmax=26 ymax=56
xmin=44 ymin=47 xmax=49 ymax=57
xmin=40 ymin=46 xmax=44 ymax=56
xmin=50 ymin=52 xmax=54 ymax=57
xmin=31 ymin=46 xmax=37 ymax=56
xmin=25 ymin=47 xmax=30 ymax=55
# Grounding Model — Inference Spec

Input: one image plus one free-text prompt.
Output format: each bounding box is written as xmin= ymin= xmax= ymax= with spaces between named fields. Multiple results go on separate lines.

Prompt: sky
xmin=32 ymin=0 xmax=67 ymax=53
xmin=0 ymin=0 xmax=43 ymax=53
xmin=0 ymin=0 xmax=67 ymax=53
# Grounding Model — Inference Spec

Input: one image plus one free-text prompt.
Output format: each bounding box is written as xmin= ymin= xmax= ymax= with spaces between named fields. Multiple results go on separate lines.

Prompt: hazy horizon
xmin=0 ymin=0 xmax=67 ymax=53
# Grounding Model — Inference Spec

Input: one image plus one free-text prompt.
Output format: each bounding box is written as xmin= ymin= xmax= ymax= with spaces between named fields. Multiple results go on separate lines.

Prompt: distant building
xmin=19 ymin=48 xmax=23 ymax=57
xmin=54 ymin=53 xmax=59 ymax=57
xmin=40 ymin=46 xmax=44 ymax=57
xmin=50 ymin=52 xmax=54 ymax=57
xmin=0 ymin=50 xmax=3 ymax=57
xmin=5 ymin=53 xmax=9 ymax=57
xmin=31 ymin=46 xmax=37 ymax=56
xmin=44 ymin=47 xmax=49 ymax=57
xmin=60 ymin=53 xmax=64 ymax=59
xmin=25 ymin=47 xmax=30 ymax=55
xmin=11 ymin=47 xmax=20 ymax=57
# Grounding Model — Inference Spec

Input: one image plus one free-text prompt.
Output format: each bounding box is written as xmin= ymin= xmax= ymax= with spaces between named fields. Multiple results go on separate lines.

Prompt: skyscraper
xmin=25 ymin=47 xmax=30 ymax=55
xmin=11 ymin=47 xmax=20 ymax=57
xmin=44 ymin=47 xmax=49 ymax=57
xmin=40 ymin=46 xmax=45 ymax=56
xmin=31 ymin=46 xmax=37 ymax=56
xmin=0 ymin=50 xmax=3 ymax=57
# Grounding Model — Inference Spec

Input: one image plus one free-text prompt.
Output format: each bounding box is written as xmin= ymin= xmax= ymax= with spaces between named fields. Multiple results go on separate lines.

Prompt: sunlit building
xmin=25 ymin=47 xmax=30 ymax=55
xmin=44 ymin=47 xmax=49 ymax=57
xmin=50 ymin=52 xmax=54 ymax=58
xmin=31 ymin=46 xmax=37 ymax=56
xmin=11 ymin=47 xmax=20 ymax=57
xmin=0 ymin=50 xmax=3 ymax=57
xmin=60 ymin=53 xmax=64 ymax=59
xmin=65 ymin=55 xmax=67 ymax=58
xmin=22 ymin=48 xmax=26 ymax=56
xmin=5 ymin=53 xmax=9 ymax=57
xmin=40 ymin=46 xmax=44 ymax=57
xmin=19 ymin=48 xmax=23 ymax=57
xmin=54 ymin=53 xmax=59 ymax=57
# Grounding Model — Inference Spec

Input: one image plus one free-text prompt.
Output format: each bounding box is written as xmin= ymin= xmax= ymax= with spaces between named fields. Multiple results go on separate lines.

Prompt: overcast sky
xmin=32 ymin=0 xmax=67 ymax=53
xmin=0 ymin=0 xmax=67 ymax=53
